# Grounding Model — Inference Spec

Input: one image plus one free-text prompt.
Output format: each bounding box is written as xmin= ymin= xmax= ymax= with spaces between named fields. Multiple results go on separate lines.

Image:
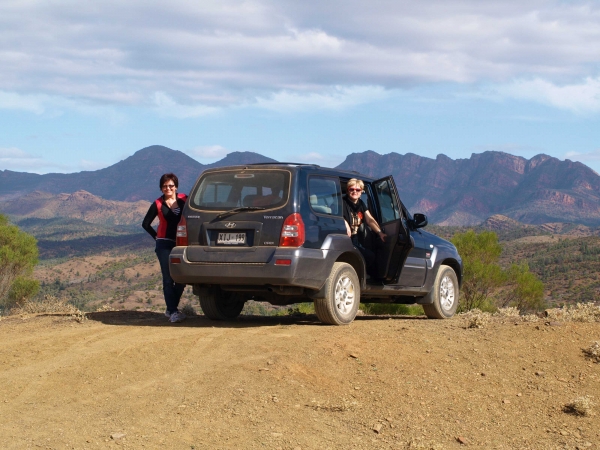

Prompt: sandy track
xmin=1 ymin=312 xmax=599 ymax=449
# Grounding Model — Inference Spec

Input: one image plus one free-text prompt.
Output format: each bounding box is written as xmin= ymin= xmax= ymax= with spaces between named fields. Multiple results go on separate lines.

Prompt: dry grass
xmin=458 ymin=302 xmax=600 ymax=328
xmin=494 ymin=307 xmax=521 ymax=318
xmin=545 ymin=302 xmax=600 ymax=323
xmin=95 ymin=303 xmax=116 ymax=312
xmin=180 ymin=302 xmax=198 ymax=317
xmin=564 ymin=396 xmax=595 ymax=417
xmin=8 ymin=296 xmax=87 ymax=322
xmin=460 ymin=309 xmax=491 ymax=328
xmin=582 ymin=341 xmax=600 ymax=363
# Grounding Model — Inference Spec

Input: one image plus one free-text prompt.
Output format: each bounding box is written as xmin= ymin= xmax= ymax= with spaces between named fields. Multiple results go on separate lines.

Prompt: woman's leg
xmin=155 ymin=240 xmax=179 ymax=314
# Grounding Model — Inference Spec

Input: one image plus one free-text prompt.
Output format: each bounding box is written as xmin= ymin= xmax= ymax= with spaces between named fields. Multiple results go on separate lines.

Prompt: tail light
xmin=176 ymin=215 xmax=188 ymax=246
xmin=279 ymin=213 xmax=305 ymax=247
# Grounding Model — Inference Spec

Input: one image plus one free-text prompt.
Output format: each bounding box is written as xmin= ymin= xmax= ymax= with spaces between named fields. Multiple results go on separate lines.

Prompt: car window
xmin=191 ymin=170 xmax=290 ymax=210
xmin=308 ymin=176 xmax=342 ymax=216
xmin=373 ymin=178 xmax=401 ymax=223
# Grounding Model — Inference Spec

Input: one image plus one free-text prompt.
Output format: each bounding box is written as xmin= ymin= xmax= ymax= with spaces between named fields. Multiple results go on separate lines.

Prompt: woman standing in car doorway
xmin=343 ymin=178 xmax=387 ymax=270
xmin=142 ymin=173 xmax=188 ymax=323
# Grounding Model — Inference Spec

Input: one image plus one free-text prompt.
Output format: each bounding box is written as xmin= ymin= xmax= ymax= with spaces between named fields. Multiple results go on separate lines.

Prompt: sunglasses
xmin=347 ymin=188 xmax=362 ymax=193
xmin=162 ymin=184 xmax=176 ymax=189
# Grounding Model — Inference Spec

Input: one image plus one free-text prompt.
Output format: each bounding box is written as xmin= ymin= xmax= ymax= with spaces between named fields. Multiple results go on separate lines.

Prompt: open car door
xmin=370 ymin=176 xmax=414 ymax=283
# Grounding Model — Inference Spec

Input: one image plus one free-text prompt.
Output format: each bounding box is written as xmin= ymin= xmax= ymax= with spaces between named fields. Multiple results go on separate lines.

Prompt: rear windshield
xmin=190 ymin=169 xmax=290 ymax=211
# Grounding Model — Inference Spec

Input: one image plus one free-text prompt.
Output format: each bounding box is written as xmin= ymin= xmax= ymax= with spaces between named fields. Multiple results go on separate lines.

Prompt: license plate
xmin=217 ymin=232 xmax=246 ymax=245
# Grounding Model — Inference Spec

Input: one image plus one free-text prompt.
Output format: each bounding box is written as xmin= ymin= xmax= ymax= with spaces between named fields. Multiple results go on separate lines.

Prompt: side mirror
xmin=412 ymin=213 xmax=428 ymax=229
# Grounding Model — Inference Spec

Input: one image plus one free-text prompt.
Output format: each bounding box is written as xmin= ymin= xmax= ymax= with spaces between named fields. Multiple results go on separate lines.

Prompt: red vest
xmin=155 ymin=193 xmax=188 ymax=239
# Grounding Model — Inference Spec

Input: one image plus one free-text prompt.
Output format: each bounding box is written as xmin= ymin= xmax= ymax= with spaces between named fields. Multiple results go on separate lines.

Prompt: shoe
xmin=164 ymin=310 xmax=172 ymax=318
xmin=170 ymin=311 xmax=186 ymax=323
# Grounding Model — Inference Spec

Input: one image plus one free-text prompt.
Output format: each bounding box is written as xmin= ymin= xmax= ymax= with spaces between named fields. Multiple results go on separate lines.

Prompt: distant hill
xmin=0 ymin=145 xmax=275 ymax=202
xmin=336 ymin=151 xmax=600 ymax=226
xmin=2 ymin=145 xmax=600 ymax=225
xmin=0 ymin=190 xmax=149 ymax=226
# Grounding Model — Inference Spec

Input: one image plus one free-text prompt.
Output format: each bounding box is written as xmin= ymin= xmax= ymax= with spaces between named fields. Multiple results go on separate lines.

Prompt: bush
xmin=0 ymin=215 xmax=39 ymax=312
xmin=501 ymin=263 xmax=545 ymax=311
xmin=451 ymin=230 xmax=503 ymax=312
xmin=451 ymin=230 xmax=545 ymax=313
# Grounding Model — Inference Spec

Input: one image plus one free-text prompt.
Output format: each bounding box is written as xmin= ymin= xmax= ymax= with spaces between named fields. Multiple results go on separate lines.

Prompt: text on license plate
xmin=217 ymin=232 xmax=246 ymax=245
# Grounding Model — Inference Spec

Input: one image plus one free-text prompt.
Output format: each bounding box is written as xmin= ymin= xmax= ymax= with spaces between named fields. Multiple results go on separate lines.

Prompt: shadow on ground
xmin=85 ymin=310 xmax=426 ymax=328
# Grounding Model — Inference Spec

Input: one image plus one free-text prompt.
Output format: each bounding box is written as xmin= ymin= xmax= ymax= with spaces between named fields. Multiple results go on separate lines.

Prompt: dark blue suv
xmin=169 ymin=163 xmax=463 ymax=325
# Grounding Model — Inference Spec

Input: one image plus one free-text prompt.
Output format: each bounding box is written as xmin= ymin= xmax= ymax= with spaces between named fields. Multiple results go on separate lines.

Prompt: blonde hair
xmin=347 ymin=178 xmax=364 ymax=191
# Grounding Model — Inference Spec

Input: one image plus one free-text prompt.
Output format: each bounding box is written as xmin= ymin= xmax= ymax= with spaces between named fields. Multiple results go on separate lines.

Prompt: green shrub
xmin=0 ymin=214 xmax=40 ymax=312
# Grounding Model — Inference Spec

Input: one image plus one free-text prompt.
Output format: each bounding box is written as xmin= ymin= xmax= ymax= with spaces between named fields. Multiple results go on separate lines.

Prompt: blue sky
xmin=1 ymin=0 xmax=600 ymax=174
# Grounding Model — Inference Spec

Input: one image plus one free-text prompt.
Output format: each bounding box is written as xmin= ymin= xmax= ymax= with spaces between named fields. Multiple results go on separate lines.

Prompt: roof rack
xmin=245 ymin=162 xmax=321 ymax=168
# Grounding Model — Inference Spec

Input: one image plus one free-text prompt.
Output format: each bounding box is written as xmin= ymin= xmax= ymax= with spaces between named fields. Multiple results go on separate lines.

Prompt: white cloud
xmin=498 ymin=77 xmax=600 ymax=113
xmin=1 ymin=0 xmax=599 ymax=113
xmin=565 ymin=148 xmax=600 ymax=162
xmin=253 ymin=86 xmax=388 ymax=112
xmin=0 ymin=90 xmax=127 ymax=124
xmin=190 ymin=145 xmax=230 ymax=160
xmin=0 ymin=92 xmax=47 ymax=114
xmin=0 ymin=147 xmax=68 ymax=172
xmin=151 ymin=92 xmax=219 ymax=118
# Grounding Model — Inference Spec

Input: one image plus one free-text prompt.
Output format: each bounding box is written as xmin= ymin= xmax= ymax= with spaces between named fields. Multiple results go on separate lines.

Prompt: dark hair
xmin=159 ymin=173 xmax=179 ymax=189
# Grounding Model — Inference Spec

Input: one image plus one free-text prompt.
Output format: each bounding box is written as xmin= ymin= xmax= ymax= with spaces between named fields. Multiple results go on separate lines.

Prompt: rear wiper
xmin=216 ymin=206 xmax=266 ymax=219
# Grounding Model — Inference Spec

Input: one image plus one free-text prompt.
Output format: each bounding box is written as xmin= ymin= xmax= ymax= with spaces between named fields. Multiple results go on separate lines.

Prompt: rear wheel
xmin=314 ymin=262 xmax=360 ymax=325
xmin=422 ymin=265 xmax=459 ymax=319
xmin=199 ymin=288 xmax=245 ymax=320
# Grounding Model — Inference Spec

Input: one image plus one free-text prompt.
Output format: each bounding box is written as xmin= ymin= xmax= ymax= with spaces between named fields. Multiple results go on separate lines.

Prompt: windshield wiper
xmin=216 ymin=206 xmax=266 ymax=220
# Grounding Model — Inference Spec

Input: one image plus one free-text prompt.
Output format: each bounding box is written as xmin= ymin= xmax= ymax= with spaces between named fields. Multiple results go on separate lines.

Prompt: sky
xmin=1 ymin=0 xmax=600 ymax=174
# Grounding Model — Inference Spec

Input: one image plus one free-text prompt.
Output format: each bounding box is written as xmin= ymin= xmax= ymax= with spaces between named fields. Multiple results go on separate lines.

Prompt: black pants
xmin=351 ymin=235 xmax=376 ymax=273
xmin=155 ymin=239 xmax=186 ymax=314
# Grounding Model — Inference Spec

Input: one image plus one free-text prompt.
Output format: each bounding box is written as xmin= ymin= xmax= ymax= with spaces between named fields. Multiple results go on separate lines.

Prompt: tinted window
xmin=191 ymin=170 xmax=290 ymax=210
xmin=373 ymin=179 xmax=400 ymax=223
xmin=308 ymin=176 xmax=342 ymax=216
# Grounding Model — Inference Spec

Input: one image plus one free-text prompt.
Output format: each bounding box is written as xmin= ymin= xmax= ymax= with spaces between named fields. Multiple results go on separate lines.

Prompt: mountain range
xmin=2 ymin=145 xmax=600 ymax=226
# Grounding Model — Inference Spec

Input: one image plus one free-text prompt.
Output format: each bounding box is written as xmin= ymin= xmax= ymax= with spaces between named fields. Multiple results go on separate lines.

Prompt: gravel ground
xmin=0 ymin=311 xmax=599 ymax=449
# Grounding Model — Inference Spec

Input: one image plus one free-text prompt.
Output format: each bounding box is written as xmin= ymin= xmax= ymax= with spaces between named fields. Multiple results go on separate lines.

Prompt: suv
xmin=169 ymin=163 xmax=463 ymax=325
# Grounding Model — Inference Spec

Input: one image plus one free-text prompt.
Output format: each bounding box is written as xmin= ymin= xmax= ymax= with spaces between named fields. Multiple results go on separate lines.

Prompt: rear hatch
xmin=183 ymin=168 xmax=292 ymax=263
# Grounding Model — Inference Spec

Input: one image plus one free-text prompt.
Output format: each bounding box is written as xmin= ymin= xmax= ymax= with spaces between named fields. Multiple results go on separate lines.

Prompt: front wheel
xmin=314 ymin=262 xmax=360 ymax=325
xmin=199 ymin=289 xmax=245 ymax=321
xmin=422 ymin=265 xmax=459 ymax=319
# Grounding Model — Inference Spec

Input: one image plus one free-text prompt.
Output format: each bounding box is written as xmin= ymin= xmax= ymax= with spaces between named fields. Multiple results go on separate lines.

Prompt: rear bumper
xmin=169 ymin=246 xmax=332 ymax=290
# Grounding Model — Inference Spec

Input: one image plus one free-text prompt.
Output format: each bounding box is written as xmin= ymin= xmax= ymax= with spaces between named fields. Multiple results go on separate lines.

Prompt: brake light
xmin=279 ymin=213 xmax=305 ymax=247
xmin=176 ymin=215 xmax=188 ymax=246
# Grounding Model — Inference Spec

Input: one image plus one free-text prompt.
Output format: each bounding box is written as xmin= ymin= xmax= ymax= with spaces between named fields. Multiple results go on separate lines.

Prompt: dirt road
xmin=1 ymin=312 xmax=599 ymax=449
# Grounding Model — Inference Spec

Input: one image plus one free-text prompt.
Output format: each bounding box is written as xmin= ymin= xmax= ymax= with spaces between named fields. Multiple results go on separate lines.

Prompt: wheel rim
xmin=439 ymin=275 xmax=455 ymax=311
xmin=335 ymin=275 xmax=356 ymax=316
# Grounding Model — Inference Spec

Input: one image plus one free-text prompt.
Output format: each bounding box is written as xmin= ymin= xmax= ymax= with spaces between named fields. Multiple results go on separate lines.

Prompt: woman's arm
xmin=141 ymin=202 xmax=158 ymax=240
xmin=365 ymin=210 xmax=387 ymax=242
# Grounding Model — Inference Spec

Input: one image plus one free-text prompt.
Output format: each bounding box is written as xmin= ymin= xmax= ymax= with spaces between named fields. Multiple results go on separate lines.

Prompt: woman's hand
xmin=378 ymin=231 xmax=387 ymax=242
xmin=345 ymin=220 xmax=352 ymax=237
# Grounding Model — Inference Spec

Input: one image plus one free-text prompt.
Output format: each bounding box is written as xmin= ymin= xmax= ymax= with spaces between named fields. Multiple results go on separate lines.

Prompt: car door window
xmin=373 ymin=179 xmax=401 ymax=224
xmin=308 ymin=176 xmax=342 ymax=216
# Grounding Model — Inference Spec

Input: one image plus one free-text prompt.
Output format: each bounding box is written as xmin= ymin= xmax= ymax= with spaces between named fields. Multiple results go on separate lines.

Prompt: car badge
xmin=225 ymin=222 xmax=236 ymax=228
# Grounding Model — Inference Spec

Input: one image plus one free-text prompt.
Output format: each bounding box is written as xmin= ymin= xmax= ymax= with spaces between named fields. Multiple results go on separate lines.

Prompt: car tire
xmin=422 ymin=265 xmax=459 ymax=319
xmin=199 ymin=289 xmax=245 ymax=320
xmin=314 ymin=262 xmax=360 ymax=325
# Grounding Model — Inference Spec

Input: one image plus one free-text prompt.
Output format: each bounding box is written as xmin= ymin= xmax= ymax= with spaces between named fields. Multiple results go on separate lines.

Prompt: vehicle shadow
xmin=85 ymin=310 xmax=427 ymax=328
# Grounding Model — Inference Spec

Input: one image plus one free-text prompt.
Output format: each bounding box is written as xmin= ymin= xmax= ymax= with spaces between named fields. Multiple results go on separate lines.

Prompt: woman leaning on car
xmin=142 ymin=173 xmax=188 ymax=323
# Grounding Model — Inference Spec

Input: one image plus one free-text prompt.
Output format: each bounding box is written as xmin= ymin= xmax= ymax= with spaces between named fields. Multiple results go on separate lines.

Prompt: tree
xmin=451 ymin=229 xmax=545 ymax=313
xmin=500 ymin=262 xmax=545 ymax=311
xmin=451 ymin=230 xmax=504 ymax=312
xmin=0 ymin=214 xmax=39 ymax=311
